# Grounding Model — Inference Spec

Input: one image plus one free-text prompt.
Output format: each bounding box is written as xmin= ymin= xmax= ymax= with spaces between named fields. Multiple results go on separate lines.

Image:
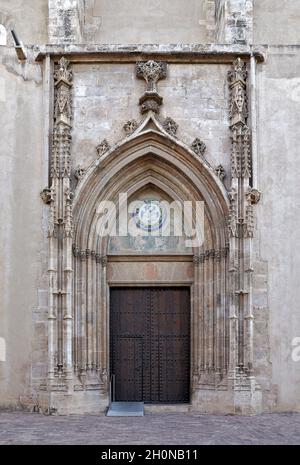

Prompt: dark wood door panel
xmin=112 ymin=336 xmax=143 ymax=401
xmin=110 ymin=287 xmax=190 ymax=403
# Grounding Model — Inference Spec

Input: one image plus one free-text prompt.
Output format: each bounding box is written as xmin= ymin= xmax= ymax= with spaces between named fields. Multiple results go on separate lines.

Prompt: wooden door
xmin=110 ymin=287 xmax=190 ymax=403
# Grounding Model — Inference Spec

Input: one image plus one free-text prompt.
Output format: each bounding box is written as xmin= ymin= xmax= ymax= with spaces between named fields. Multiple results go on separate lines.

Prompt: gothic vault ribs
xmin=136 ymin=60 xmax=167 ymax=113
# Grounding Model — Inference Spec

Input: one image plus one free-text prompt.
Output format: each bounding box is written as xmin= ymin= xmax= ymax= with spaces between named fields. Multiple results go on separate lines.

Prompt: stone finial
xmin=96 ymin=139 xmax=110 ymax=157
xmin=54 ymin=57 xmax=73 ymax=86
xmin=123 ymin=119 xmax=138 ymax=136
xmin=191 ymin=138 xmax=206 ymax=156
xmin=136 ymin=60 xmax=167 ymax=114
xmin=163 ymin=117 xmax=178 ymax=137
xmin=215 ymin=164 xmax=226 ymax=181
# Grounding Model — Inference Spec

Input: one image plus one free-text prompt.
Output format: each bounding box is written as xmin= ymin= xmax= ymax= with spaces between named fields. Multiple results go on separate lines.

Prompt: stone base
xmin=37 ymin=389 xmax=108 ymax=415
xmin=34 ymin=385 xmax=263 ymax=416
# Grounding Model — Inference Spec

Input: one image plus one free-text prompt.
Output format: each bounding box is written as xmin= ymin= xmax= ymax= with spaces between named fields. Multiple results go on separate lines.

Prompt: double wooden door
xmin=110 ymin=287 xmax=190 ymax=403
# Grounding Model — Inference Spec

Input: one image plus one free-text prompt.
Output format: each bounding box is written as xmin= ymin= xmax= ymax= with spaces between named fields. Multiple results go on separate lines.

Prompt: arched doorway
xmin=71 ymin=116 xmax=230 ymax=409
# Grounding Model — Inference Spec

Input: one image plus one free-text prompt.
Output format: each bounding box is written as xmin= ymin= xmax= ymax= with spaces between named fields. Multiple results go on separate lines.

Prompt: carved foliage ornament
xmin=54 ymin=57 xmax=73 ymax=85
xmin=74 ymin=165 xmax=87 ymax=182
xmin=136 ymin=60 xmax=167 ymax=114
xmin=123 ymin=119 xmax=138 ymax=136
xmin=215 ymin=164 xmax=226 ymax=181
xmin=163 ymin=117 xmax=178 ymax=136
xmin=96 ymin=139 xmax=110 ymax=157
xmin=191 ymin=138 xmax=206 ymax=156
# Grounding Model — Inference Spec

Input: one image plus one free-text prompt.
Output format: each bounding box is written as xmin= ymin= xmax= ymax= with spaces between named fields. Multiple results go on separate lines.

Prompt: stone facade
xmin=0 ymin=1 xmax=300 ymax=415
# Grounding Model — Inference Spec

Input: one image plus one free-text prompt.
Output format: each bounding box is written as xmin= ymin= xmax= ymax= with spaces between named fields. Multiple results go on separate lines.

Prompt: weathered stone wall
xmin=254 ymin=1 xmax=300 ymax=45
xmin=0 ymin=47 xmax=45 ymax=408
xmin=81 ymin=0 xmax=212 ymax=44
xmin=72 ymin=62 xmax=231 ymax=188
xmin=1 ymin=0 xmax=300 ymax=413
xmin=256 ymin=46 xmax=300 ymax=411
xmin=0 ymin=0 xmax=48 ymax=45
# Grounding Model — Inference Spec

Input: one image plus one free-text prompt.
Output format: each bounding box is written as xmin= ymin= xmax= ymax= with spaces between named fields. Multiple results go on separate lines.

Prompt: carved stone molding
xmin=163 ymin=117 xmax=178 ymax=136
xmin=96 ymin=139 xmax=110 ymax=157
xmin=191 ymin=138 xmax=206 ymax=156
xmin=136 ymin=60 xmax=167 ymax=114
xmin=123 ymin=119 xmax=138 ymax=135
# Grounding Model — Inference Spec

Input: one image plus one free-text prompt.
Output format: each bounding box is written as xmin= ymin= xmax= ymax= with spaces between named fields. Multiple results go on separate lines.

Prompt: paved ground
xmin=0 ymin=411 xmax=299 ymax=445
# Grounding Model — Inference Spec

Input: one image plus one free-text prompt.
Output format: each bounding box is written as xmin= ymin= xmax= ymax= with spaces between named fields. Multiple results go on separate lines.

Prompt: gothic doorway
xmin=110 ymin=287 xmax=190 ymax=403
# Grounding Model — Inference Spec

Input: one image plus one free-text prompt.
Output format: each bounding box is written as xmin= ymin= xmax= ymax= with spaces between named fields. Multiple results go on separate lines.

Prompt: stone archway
xmin=43 ymin=57 xmax=262 ymax=414
xmin=69 ymin=117 xmax=231 ymax=410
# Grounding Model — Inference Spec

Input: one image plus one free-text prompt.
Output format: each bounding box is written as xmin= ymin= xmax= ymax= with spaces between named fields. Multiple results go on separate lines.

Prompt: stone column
xmin=48 ymin=57 xmax=74 ymax=387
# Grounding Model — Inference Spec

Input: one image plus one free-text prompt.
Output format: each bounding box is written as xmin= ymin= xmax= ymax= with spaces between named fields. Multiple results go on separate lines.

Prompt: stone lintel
xmin=35 ymin=44 xmax=265 ymax=63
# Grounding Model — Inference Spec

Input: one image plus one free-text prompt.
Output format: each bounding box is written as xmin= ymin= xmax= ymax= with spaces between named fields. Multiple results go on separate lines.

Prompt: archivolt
xmin=71 ymin=129 xmax=230 ymax=384
xmin=73 ymin=130 xmax=229 ymax=254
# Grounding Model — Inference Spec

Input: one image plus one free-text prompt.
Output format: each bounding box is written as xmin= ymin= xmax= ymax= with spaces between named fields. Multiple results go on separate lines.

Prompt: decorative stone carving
xmin=40 ymin=187 xmax=52 ymax=204
xmin=123 ymin=119 xmax=138 ymax=135
xmin=246 ymin=188 xmax=261 ymax=205
xmin=47 ymin=57 xmax=74 ymax=385
xmin=244 ymin=203 xmax=254 ymax=238
xmin=191 ymin=138 xmax=206 ymax=156
xmin=64 ymin=187 xmax=73 ymax=238
xmin=163 ymin=117 xmax=178 ymax=136
xmin=53 ymin=57 xmax=73 ymax=85
xmin=215 ymin=164 xmax=226 ymax=181
xmin=74 ymin=165 xmax=86 ymax=181
xmin=136 ymin=60 xmax=167 ymax=114
xmin=228 ymin=188 xmax=238 ymax=238
xmin=228 ymin=58 xmax=248 ymax=127
xmin=96 ymin=139 xmax=110 ymax=157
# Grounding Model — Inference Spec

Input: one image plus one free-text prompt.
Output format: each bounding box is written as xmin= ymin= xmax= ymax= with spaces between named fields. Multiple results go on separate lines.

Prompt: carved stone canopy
xmin=136 ymin=60 xmax=167 ymax=114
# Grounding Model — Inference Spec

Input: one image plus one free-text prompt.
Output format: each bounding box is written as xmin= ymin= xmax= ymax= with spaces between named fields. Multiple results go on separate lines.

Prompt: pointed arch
xmin=71 ymin=124 xmax=230 ymax=392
